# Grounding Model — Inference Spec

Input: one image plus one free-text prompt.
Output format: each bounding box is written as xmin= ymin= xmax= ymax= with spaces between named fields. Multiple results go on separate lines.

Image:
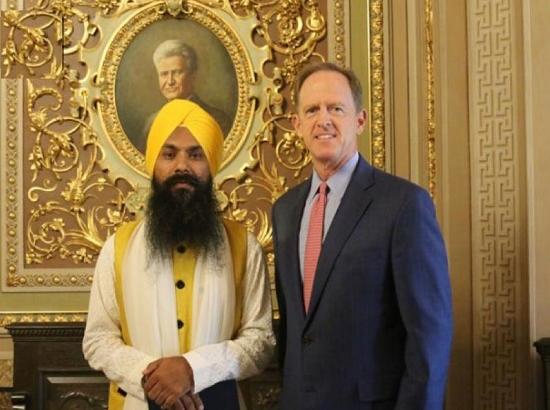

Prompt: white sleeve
xmin=82 ymin=236 xmax=157 ymax=399
xmin=183 ymin=233 xmax=276 ymax=392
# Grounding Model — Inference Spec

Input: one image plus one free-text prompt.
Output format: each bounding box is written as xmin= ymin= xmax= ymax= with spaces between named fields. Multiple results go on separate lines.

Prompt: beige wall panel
xmin=525 ymin=0 xmax=550 ymax=408
xmin=386 ymin=0 xmax=412 ymax=179
xmin=467 ymin=0 xmax=529 ymax=409
xmin=437 ymin=0 xmax=474 ymax=408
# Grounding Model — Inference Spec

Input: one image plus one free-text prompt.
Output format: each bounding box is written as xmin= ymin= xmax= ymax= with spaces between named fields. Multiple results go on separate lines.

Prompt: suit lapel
xmin=304 ymin=157 xmax=376 ymax=325
xmin=283 ymin=179 xmax=311 ymax=320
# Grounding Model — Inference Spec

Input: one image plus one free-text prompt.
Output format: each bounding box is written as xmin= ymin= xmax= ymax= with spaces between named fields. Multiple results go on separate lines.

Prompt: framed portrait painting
xmin=85 ymin=2 xmax=267 ymax=182
xmin=115 ymin=18 xmax=238 ymax=154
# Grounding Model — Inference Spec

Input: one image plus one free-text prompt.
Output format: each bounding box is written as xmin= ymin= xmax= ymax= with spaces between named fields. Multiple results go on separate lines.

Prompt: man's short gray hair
xmin=153 ymin=39 xmax=198 ymax=73
xmin=295 ymin=62 xmax=363 ymax=111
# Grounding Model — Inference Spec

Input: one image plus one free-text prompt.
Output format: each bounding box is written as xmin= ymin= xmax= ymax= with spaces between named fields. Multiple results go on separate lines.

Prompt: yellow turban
xmin=145 ymin=99 xmax=224 ymax=177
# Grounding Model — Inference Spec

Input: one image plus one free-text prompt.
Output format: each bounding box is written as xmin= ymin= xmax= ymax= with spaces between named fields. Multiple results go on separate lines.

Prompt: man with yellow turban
xmin=83 ymin=100 xmax=275 ymax=410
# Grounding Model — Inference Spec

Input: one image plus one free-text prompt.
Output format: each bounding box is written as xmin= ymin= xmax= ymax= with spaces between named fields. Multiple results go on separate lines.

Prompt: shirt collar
xmin=308 ymin=152 xmax=359 ymax=202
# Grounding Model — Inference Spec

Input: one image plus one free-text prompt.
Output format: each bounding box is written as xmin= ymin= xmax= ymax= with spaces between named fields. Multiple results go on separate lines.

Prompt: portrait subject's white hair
xmin=153 ymin=39 xmax=198 ymax=73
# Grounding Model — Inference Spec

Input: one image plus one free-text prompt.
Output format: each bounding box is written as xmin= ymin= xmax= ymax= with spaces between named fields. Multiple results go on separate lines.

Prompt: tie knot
xmin=319 ymin=182 xmax=328 ymax=196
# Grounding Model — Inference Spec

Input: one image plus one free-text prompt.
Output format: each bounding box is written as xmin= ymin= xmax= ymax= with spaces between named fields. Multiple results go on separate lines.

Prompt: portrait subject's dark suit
xmin=272 ymin=155 xmax=453 ymax=410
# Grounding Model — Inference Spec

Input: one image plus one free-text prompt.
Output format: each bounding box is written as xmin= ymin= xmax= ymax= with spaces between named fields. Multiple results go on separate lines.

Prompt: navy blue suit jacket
xmin=272 ymin=156 xmax=453 ymax=410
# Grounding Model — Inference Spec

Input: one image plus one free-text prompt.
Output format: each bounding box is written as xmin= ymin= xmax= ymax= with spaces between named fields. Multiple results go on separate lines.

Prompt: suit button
xmin=302 ymin=336 xmax=313 ymax=345
xmin=176 ymin=244 xmax=186 ymax=253
xmin=176 ymin=280 xmax=185 ymax=289
xmin=177 ymin=319 xmax=184 ymax=329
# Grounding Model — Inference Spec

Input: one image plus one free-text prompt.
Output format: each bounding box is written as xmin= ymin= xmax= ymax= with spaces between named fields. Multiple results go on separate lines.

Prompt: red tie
xmin=303 ymin=182 xmax=328 ymax=312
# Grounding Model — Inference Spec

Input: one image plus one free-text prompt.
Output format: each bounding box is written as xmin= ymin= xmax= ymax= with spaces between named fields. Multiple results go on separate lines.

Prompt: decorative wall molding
xmin=6 ymin=321 xmax=86 ymax=340
xmin=424 ymin=0 xmax=436 ymax=199
xmin=0 ymin=311 xmax=87 ymax=327
xmin=0 ymin=79 xmax=23 ymax=289
xmin=0 ymin=310 xmax=87 ymax=389
xmin=468 ymin=0 xmax=527 ymax=408
xmin=327 ymin=0 xmax=350 ymax=67
xmin=369 ymin=0 xmax=385 ymax=170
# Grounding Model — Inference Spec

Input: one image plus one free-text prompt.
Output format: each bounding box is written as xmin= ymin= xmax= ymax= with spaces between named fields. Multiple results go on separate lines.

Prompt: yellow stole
xmin=107 ymin=219 xmax=247 ymax=410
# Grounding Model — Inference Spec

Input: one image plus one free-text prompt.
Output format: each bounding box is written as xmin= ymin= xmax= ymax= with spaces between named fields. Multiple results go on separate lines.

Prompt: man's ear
xmin=291 ymin=113 xmax=301 ymax=134
xmin=355 ymin=109 xmax=368 ymax=134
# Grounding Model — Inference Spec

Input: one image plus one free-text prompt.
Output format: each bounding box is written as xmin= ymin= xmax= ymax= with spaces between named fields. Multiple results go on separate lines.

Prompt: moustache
xmin=163 ymin=173 xmax=201 ymax=190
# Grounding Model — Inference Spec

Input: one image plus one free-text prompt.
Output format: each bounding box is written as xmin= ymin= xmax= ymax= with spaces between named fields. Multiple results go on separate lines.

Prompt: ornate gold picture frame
xmin=85 ymin=1 xmax=264 ymax=181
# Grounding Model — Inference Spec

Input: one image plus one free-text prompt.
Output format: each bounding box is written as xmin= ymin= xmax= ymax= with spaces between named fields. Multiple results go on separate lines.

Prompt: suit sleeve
xmin=391 ymin=188 xmax=453 ymax=409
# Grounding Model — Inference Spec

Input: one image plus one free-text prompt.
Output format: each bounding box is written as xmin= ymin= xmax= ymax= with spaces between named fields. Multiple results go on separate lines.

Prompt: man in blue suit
xmin=272 ymin=62 xmax=453 ymax=409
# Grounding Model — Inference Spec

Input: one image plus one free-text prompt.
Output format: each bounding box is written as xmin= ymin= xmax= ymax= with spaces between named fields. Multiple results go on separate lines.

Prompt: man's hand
xmin=171 ymin=393 xmax=204 ymax=410
xmin=142 ymin=356 xmax=195 ymax=409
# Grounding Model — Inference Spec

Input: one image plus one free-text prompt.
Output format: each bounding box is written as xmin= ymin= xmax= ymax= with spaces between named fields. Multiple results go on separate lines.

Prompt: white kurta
xmin=83 ymin=222 xmax=275 ymax=409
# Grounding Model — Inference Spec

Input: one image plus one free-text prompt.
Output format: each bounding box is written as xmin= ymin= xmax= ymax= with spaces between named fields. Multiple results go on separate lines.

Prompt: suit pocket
xmin=357 ymin=376 xmax=400 ymax=402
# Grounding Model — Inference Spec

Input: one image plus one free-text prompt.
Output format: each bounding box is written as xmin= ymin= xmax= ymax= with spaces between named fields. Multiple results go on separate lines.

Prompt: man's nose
xmin=316 ymin=107 xmax=332 ymax=127
xmin=168 ymin=72 xmax=175 ymax=83
xmin=173 ymin=154 xmax=191 ymax=174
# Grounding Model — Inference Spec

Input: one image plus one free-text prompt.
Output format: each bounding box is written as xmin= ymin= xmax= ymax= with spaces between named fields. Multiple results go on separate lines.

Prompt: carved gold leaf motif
xmin=1 ymin=0 xmax=337 ymax=288
xmin=2 ymin=1 xmax=383 ymax=290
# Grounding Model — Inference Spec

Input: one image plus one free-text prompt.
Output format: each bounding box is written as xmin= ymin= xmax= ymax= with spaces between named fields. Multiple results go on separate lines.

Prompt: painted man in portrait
xmin=136 ymin=39 xmax=231 ymax=153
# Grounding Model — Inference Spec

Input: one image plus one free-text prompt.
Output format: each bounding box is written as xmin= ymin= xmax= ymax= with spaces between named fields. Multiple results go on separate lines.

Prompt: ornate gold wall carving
xmin=0 ymin=0 xmax=319 ymax=288
xmin=369 ymin=0 xmax=384 ymax=170
xmin=1 ymin=80 xmax=22 ymax=287
xmin=0 ymin=0 xmax=383 ymax=293
xmin=0 ymin=312 xmax=86 ymax=327
xmin=425 ymin=0 xmax=435 ymax=199
xmin=468 ymin=0 xmax=527 ymax=408
xmin=328 ymin=0 xmax=347 ymax=66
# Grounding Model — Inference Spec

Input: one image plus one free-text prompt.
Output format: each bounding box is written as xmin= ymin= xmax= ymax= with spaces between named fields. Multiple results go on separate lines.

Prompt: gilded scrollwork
xmin=1 ymin=0 xmax=382 ymax=290
xmin=1 ymin=0 xmax=100 ymax=77
xmin=425 ymin=0 xmax=436 ymax=199
xmin=369 ymin=0 xmax=385 ymax=170
xmin=2 ymin=79 xmax=22 ymax=288
xmin=228 ymin=0 xmax=326 ymax=104
xmin=222 ymin=113 xmax=309 ymax=249
xmin=330 ymin=0 xmax=347 ymax=65
xmin=1 ymin=8 xmax=59 ymax=76
xmin=23 ymin=80 xmax=134 ymax=280
xmin=217 ymin=0 xmax=326 ymax=249
xmin=0 ymin=312 xmax=87 ymax=327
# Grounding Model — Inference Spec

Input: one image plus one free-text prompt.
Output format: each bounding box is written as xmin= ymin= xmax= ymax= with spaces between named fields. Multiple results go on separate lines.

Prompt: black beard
xmin=145 ymin=173 xmax=222 ymax=261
